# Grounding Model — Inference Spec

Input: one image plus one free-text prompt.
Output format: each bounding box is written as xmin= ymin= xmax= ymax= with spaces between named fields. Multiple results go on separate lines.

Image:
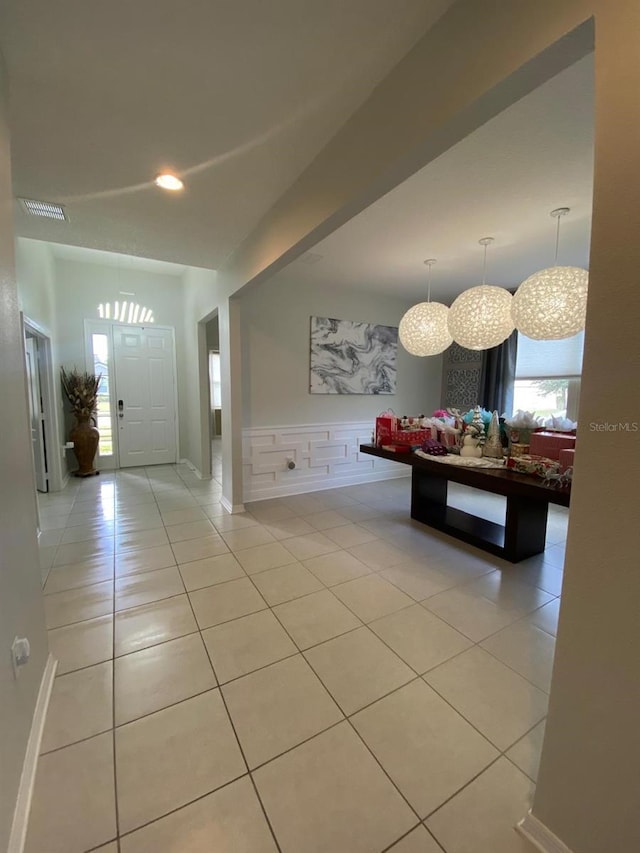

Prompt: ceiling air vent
xmin=19 ymin=198 xmax=67 ymax=221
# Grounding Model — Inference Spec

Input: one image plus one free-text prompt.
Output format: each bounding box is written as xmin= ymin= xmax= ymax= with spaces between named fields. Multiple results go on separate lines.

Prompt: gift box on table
xmin=529 ymin=431 xmax=576 ymax=461
xmin=506 ymin=454 xmax=560 ymax=478
xmin=559 ymin=448 xmax=575 ymax=472
xmin=437 ymin=430 xmax=459 ymax=448
xmin=390 ymin=429 xmax=433 ymax=444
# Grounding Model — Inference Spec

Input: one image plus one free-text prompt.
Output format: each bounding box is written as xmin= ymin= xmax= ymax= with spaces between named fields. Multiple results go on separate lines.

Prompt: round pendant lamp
xmin=399 ymin=259 xmax=453 ymax=356
xmin=448 ymin=238 xmax=514 ymax=350
xmin=512 ymin=208 xmax=588 ymax=340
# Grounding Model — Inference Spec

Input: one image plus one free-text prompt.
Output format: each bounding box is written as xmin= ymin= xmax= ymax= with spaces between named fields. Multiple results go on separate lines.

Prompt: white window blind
xmin=516 ymin=331 xmax=584 ymax=378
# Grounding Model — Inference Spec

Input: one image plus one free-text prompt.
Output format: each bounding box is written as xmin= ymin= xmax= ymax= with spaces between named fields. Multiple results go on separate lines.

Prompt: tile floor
xmin=30 ymin=454 xmax=566 ymax=852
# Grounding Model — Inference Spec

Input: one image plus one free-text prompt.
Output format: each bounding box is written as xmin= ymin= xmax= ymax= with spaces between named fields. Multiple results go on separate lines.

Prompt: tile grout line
xmin=112 ymin=471 xmax=137 ymax=853
xmin=180 ymin=544 xmax=284 ymax=853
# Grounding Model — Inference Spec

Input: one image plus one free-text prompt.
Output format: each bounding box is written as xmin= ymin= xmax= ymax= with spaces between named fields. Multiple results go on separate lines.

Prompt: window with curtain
xmin=209 ymin=352 xmax=221 ymax=408
xmin=513 ymin=331 xmax=584 ymax=420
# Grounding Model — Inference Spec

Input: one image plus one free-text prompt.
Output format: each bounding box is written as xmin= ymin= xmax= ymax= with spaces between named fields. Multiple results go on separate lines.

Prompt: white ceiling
xmin=284 ymin=53 xmax=594 ymax=301
xmin=1 ymin=0 xmax=452 ymax=269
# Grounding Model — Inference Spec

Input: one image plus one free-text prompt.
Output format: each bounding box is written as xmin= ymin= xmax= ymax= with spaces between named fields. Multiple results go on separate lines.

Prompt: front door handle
xmin=118 ymin=399 xmax=124 ymax=419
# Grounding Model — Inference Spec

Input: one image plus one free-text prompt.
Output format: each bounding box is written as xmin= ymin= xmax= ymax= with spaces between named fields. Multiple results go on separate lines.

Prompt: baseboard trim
xmin=242 ymin=466 xmax=409 ymax=503
xmin=517 ymin=811 xmax=575 ymax=853
xmin=8 ymin=653 xmax=58 ymax=853
xmin=220 ymin=495 xmax=245 ymax=515
xmin=179 ymin=458 xmax=210 ymax=480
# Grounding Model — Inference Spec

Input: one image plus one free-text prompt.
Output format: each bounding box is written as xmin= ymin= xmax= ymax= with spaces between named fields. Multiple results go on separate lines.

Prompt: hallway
xmin=30 ymin=466 xmax=565 ymax=852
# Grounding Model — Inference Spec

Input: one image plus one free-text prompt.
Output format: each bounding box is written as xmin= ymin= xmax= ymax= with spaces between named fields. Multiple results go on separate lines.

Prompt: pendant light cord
xmin=478 ymin=237 xmax=493 ymax=284
xmin=550 ymin=207 xmax=569 ymax=265
xmin=424 ymin=259 xmax=436 ymax=303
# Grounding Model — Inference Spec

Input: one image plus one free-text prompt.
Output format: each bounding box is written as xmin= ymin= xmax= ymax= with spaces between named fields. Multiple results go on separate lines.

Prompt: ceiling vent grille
xmin=19 ymin=198 xmax=67 ymax=221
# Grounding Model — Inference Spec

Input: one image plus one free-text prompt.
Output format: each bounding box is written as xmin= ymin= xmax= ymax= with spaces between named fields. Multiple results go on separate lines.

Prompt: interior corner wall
xmin=178 ymin=266 xmax=222 ymax=477
xmin=0 ymin=58 xmax=49 ymax=851
xmin=239 ymin=272 xmax=442 ymax=499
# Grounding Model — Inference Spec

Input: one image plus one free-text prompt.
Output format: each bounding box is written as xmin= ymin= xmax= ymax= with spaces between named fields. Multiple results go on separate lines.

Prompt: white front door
xmin=113 ymin=325 xmax=177 ymax=467
xmin=25 ymin=334 xmax=48 ymax=492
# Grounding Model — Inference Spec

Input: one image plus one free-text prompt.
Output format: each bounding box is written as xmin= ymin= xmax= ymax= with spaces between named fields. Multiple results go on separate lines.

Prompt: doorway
xmin=85 ymin=320 xmax=178 ymax=468
xmin=24 ymin=330 xmax=49 ymax=493
xmin=205 ymin=315 xmax=222 ymax=484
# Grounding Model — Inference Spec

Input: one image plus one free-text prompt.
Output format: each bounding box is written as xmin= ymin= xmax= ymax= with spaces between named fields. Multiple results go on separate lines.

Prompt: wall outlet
xmin=11 ymin=636 xmax=30 ymax=678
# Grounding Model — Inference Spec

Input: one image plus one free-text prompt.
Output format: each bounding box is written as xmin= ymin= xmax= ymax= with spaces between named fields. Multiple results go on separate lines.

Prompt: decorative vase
xmin=70 ymin=415 xmax=100 ymax=477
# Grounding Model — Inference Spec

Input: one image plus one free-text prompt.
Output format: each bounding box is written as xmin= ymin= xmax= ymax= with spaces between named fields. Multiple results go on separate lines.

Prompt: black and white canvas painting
xmin=309 ymin=316 xmax=398 ymax=394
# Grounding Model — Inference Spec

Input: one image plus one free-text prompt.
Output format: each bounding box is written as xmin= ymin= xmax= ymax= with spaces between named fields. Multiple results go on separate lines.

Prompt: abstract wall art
xmin=309 ymin=316 xmax=398 ymax=394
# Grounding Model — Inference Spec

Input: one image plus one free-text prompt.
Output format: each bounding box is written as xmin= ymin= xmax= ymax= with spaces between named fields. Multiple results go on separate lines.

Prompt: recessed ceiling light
xmin=154 ymin=173 xmax=184 ymax=191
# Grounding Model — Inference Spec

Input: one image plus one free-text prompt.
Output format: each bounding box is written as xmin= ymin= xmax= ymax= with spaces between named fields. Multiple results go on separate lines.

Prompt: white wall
xmin=238 ymin=272 xmax=442 ymax=500
xmin=239 ymin=271 xmax=443 ymax=427
xmin=178 ymin=268 xmax=245 ymax=509
xmin=0 ymin=58 xmax=49 ymax=850
xmin=15 ymin=239 xmax=57 ymax=334
xmin=53 ymin=257 xmax=185 ymax=368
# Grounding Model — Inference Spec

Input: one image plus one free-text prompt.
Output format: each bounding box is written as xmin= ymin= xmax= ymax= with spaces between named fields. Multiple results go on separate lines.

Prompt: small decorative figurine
xmin=460 ymin=425 xmax=483 ymax=458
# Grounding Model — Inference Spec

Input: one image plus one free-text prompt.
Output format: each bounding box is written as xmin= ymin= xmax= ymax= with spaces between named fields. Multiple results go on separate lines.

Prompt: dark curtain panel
xmin=480 ymin=330 xmax=518 ymax=415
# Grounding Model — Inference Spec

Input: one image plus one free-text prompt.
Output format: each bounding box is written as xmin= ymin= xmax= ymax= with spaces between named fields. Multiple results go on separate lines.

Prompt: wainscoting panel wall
xmin=242 ymin=422 xmax=409 ymax=502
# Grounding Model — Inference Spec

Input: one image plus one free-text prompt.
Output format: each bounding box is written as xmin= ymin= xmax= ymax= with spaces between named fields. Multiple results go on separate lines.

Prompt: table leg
xmin=504 ymin=496 xmax=549 ymax=561
xmin=411 ymin=468 xmax=447 ymax=521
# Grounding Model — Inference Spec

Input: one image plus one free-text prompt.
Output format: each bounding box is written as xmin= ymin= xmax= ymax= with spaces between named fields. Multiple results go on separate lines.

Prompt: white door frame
xmin=197 ymin=309 xmax=217 ymax=480
xmin=22 ymin=315 xmax=64 ymax=493
xmin=84 ymin=319 xmax=179 ymax=469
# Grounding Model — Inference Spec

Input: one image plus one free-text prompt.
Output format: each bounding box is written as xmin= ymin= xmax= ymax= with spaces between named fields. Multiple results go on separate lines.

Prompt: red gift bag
xmin=375 ymin=412 xmax=397 ymax=446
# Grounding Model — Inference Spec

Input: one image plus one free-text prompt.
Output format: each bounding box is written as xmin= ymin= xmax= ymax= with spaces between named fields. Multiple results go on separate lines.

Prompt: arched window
xmin=97 ymin=302 xmax=154 ymax=323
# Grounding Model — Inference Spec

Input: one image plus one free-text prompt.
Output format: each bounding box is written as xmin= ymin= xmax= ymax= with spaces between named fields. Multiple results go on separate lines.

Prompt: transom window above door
xmin=98 ymin=301 xmax=154 ymax=323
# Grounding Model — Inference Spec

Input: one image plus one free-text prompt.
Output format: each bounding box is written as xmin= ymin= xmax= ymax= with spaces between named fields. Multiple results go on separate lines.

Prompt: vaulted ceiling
xmin=1 ymin=0 xmax=452 ymax=269
xmin=283 ymin=53 xmax=594 ymax=300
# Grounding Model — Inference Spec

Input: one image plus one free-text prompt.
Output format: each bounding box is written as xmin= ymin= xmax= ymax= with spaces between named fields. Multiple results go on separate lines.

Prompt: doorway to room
xmin=23 ymin=327 xmax=49 ymax=493
xmin=205 ymin=314 xmax=222 ymax=485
